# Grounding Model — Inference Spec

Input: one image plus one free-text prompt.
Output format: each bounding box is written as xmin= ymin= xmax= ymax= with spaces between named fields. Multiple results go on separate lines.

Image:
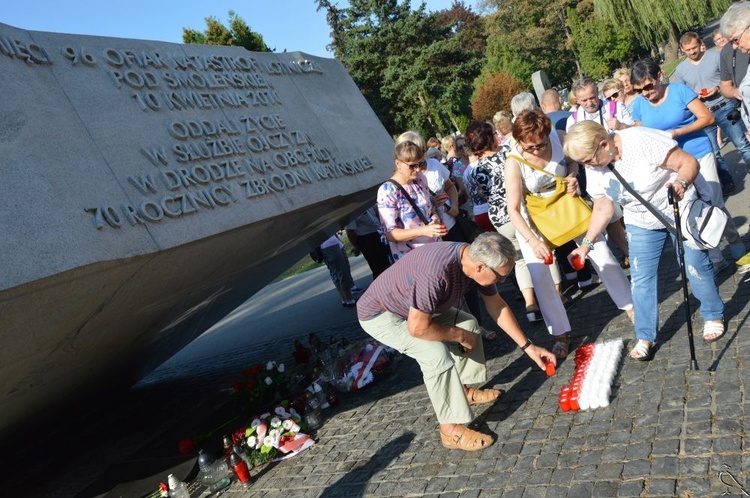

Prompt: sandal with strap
xmin=629 ymin=340 xmax=654 ymax=361
xmin=465 ymin=387 xmax=502 ymax=405
xmin=551 ymin=334 xmax=570 ymax=359
xmin=440 ymin=425 xmax=495 ymax=451
xmin=703 ymin=320 xmax=725 ymax=343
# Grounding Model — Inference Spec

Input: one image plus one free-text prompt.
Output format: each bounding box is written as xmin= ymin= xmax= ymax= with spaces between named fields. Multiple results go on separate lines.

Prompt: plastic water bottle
xmin=167 ymin=473 xmax=190 ymax=498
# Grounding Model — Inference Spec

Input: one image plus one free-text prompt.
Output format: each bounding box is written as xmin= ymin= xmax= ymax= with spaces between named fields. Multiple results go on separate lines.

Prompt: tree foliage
xmin=593 ymin=0 xmax=731 ymax=63
xmin=471 ymin=71 xmax=527 ymax=121
xmin=480 ymin=0 xmax=579 ymax=88
xmin=183 ymin=11 xmax=270 ymax=52
xmin=316 ymin=0 xmax=485 ymax=136
xmin=567 ymin=0 xmax=638 ymax=80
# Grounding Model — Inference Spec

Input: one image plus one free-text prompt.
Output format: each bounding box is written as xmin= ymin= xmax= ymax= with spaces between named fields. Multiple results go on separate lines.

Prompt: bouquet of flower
xmin=232 ymin=405 xmax=314 ymax=467
xmin=334 ymin=340 xmax=399 ymax=392
xmin=231 ymin=360 xmax=300 ymax=415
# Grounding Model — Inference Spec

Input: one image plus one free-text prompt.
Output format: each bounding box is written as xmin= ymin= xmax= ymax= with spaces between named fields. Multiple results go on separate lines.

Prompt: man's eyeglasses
xmin=521 ymin=140 xmax=549 ymax=153
xmin=731 ymin=25 xmax=750 ymax=45
xmin=633 ymin=83 xmax=655 ymax=94
xmin=605 ymin=91 xmax=620 ymax=100
xmin=402 ymin=160 xmax=427 ymax=170
xmin=486 ymin=265 xmax=507 ymax=283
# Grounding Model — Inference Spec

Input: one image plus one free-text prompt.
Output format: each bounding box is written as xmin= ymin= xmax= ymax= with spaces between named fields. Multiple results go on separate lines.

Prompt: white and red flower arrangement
xmin=234 ymin=404 xmax=314 ymax=467
xmin=334 ymin=340 xmax=398 ymax=392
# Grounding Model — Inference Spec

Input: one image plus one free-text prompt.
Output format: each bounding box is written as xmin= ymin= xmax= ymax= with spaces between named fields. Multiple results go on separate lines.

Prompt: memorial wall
xmin=0 ymin=23 xmax=393 ymax=439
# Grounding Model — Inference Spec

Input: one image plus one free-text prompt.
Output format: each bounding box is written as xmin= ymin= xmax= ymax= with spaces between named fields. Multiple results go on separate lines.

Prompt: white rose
xmin=283 ymin=419 xmax=301 ymax=432
xmin=269 ymin=428 xmax=281 ymax=438
xmin=263 ymin=435 xmax=275 ymax=447
xmin=270 ymin=417 xmax=282 ymax=428
xmin=265 ymin=376 xmax=273 ymax=385
xmin=246 ymin=435 xmax=257 ymax=448
xmin=266 ymin=360 xmax=276 ymax=370
xmin=277 ymin=363 xmax=285 ymax=373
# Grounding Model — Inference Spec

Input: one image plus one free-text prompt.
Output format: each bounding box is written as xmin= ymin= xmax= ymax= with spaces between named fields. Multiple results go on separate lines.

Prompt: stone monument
xmin=531 ymin=70 xmax=551 ymax=105
xmin=0 ymin=23 xmax=393 ymax=440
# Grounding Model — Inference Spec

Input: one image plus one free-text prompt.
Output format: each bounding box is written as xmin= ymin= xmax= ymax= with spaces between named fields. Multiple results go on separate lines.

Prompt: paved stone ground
xmin=218 ymin=256 xmax=750 ymax=498
xmin=9 ymin=152 xmax=750 ymax=498
xmin=214 ymin=156 xmax=750 ymax=497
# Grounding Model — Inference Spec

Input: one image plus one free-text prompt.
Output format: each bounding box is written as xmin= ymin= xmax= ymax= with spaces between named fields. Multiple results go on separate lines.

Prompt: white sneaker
xmin=351 ymin=285 xmax=364 ymax=294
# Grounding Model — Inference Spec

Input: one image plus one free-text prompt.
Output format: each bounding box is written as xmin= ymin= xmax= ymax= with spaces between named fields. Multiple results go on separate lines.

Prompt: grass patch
xmin=662 ymin=56 xmax=685 ymax=78
xmin=274 ymin=234 xmax=355 ymax=282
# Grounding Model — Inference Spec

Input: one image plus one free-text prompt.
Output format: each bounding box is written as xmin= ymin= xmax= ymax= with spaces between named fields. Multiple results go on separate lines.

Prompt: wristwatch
xmin=674 ymin=178 xmax=689 ymax=190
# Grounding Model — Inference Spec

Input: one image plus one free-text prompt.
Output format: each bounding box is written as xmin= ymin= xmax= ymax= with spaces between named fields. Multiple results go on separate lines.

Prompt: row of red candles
xmin=557 ymin=343 xmax=596 ymax=412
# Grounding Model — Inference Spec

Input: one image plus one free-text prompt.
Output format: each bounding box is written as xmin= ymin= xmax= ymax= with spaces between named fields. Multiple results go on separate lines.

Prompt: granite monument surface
xmin=0 ymin=23 xmax=393 ymax=441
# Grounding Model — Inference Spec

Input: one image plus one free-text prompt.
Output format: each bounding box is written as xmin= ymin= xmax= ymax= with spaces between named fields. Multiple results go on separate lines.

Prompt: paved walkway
xmin=217 ymin=155 xmax=750 ymax=497
xmin=10 ymin=151 xmax=750 ymax=497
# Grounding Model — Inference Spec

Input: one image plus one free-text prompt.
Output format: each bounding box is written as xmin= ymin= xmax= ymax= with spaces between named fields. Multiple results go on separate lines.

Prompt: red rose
xmin=177 ymin=438 xmax=195 ymax=455
xmin=232 ymin=381 xmax=243 ymax=391
xmin=246 ymin=379 xmax=256 ymax=392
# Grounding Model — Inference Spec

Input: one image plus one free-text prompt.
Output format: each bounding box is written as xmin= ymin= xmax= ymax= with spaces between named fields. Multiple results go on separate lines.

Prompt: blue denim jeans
xmin=627 ymin=225 xmax=724 ymax=343
xmin=705 ymin=101 xmax=750 ymax=185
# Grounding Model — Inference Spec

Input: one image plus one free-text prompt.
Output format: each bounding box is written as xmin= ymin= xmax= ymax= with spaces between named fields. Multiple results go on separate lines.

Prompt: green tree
xmin=567 ymin=0 xmax=638 ymax=80
xmin=183 ymin=11 xmax=270 ymax=52
xmin=481 ymin=0 xmax=579 ymax=88
xmin=316 ymin=0 xmax=485 ymax=136
xmin=593 ymin=0 xmax=731 ymax=63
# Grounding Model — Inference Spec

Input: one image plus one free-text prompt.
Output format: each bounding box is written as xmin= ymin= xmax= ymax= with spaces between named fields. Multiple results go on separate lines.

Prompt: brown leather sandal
xmin=440 ymin=426 xmax=495 ymax=451
xmin=465 ymin=387 xmax=502 ymax=405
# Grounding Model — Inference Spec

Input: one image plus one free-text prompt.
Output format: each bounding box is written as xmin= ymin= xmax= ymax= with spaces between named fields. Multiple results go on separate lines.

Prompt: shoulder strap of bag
xmin=507 ymin=154 xmax=559 ymax=179
xmin=607 ymin=164 xmax=679 ymax=237
xmin=387 ymin=179 xmax=431 ymax=225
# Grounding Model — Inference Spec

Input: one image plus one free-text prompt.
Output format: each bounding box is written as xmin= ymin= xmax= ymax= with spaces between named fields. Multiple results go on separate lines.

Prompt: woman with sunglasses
xmin=630 ymin=59 xmax=745 ymax=269
xmin=613 ymin=68 xmax=638 ymax=110
xmin=563 ymin=120 xmax=725 ymax=360
xmin=601 ymin=78 xmax=625 ymax=105
xmin=505 ymin=110 xmax=633 ymax=359
xmin=393 ymin=131 xmax=499 ymax=341
xmin=377 ymin=141 xmax=448 ymax=262
xmin=465 ymin=120 xmax=549 ymax=324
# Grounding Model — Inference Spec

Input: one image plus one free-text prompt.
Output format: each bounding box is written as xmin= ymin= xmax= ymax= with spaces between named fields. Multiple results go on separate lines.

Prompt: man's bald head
xmin=540 ymin=89 xmax=562 ymax=113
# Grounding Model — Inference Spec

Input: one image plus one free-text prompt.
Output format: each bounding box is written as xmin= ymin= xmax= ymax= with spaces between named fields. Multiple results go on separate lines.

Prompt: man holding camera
xmin=672 ymin=31 xmax=750 ymax=196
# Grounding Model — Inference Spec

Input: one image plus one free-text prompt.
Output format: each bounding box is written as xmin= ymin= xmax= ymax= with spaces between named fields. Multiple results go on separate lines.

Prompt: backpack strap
xmin=387 ymin=179 xmax=431 ymax=225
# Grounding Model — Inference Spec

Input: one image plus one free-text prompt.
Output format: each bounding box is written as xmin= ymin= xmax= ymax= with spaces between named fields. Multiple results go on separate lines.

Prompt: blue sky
xmin=4 ymin=0 xmax=466 ymax=58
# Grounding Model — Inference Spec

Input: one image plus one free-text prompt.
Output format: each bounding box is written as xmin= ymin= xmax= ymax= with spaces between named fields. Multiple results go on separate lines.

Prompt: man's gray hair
xmin=721 ymin=1 xmax=750 ymax=38
xmin=468 ymin=232 xmax=516 ymax=269
xmin=571 ymin=76 xmax=597 ymax=98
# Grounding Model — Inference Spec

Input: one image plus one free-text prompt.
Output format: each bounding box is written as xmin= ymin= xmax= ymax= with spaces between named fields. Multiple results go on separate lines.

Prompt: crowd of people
xmin=333 ymin=2 xmax=750 ymax=451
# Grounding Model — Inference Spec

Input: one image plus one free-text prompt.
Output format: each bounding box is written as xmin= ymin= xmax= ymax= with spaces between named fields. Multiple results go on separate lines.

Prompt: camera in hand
xmin=727 ymin=103 xmax=742 ymax=124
